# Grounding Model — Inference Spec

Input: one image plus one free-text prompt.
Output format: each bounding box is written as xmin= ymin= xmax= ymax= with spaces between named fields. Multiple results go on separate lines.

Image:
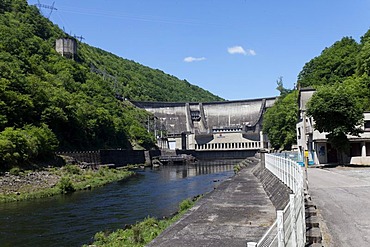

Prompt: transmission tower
xmin=35 ymin=1 xmax=57 ymax=18
xmin=74 ymin=35 xmax=85 ymax=42
xmin=90 ymin=63 xmax=123 ymax=100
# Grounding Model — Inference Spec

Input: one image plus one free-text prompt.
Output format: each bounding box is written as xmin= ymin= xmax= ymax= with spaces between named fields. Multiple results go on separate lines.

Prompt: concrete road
xmin=308 ymin=167 xmax=370 ymax=247
xmin=148 ymin=162 xmax=276 ymax=247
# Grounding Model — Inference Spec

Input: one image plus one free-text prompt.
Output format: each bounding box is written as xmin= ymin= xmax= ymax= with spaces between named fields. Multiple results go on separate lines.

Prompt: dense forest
xmin=263 ymin=29 xmax=370 ymax=150
xmin=0 ymin=0 xmax=223 ymax=168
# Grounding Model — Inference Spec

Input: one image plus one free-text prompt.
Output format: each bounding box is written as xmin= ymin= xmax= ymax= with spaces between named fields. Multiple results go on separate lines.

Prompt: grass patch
xmin=0 ymin=165 xmax=134 ymax=203
xmin=85 ymin=197 xmax=199 ymax=247
xmin=233 ymin=164 xmax=241 ymax=174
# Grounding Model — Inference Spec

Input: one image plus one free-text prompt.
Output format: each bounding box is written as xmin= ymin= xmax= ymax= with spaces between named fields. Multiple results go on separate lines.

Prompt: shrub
xmin=9 ymin=167 xmax=22 ymax=176
xmin=132 ymin=225 xmax=143 ymax=244
xmin=142 ymin=217 xmax=158 ymax=227
xmin=0 ymin=125 xmax=58 ymax=168
xmin=98 ymin=166 xmax=109 ymax=176
xmin=63 ymin=164 xmax=81 ymax=175
xmin=233 ymin=164 xmax=241 ymax=174
xmin=58 ymin=176 xmax=76 ymax=194
xmin=93 ymin=231 xmax=109 ymax=244
xmin=179 ymin=198 xmax=193 ymax=212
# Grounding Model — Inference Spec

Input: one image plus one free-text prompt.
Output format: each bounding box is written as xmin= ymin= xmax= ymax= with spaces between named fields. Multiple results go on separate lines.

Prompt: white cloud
xmin=228 ymin=46 xmax=246 ymax=55
xmin=227 ymin=46 xmax=256 ymax=56
xmin=184 ymin=56 xmax=206 ymax=62
xmin=247 ymin=49 xmax=256 ymax=56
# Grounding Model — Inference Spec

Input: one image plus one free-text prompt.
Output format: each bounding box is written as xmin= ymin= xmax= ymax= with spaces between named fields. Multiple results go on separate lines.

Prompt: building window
xmin=350 ymin=143 xmax=362 ymax=157
xmin=365 ymin=121 xmax=370 ymax=131
xmin=367 ymin=143 xmax=370 ymax=156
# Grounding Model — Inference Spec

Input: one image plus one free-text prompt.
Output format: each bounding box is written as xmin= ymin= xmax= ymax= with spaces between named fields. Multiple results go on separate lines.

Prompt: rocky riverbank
xmin=0 ymin=170 xmax=60 ymax=195
xmin=0 ymin=165 xmax=134 ymax=203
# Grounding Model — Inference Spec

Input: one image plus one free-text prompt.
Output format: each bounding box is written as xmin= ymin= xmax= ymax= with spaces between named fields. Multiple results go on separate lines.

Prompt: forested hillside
xmin=263 ymin=29 xmax=370 ymax=150
xmin=0 ymin=0 xmax=222 ymax=168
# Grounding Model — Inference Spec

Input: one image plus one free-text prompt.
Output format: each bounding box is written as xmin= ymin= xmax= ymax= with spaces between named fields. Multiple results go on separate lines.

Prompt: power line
xmin=35 ymin=0 xmax=57 ymax=18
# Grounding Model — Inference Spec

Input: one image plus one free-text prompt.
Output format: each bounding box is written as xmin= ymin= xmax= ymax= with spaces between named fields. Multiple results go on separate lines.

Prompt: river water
xmin=0 ymin=160 xmax=239 ymax=247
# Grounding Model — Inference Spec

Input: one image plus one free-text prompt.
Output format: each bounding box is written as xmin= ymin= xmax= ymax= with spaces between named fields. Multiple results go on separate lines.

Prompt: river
xmin=0 ymin=160 xmax=239 ymax=247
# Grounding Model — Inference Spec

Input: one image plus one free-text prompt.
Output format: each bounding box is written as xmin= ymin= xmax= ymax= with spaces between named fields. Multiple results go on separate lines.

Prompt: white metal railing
xmin=248 ymin=154 xmax=306 ymax=247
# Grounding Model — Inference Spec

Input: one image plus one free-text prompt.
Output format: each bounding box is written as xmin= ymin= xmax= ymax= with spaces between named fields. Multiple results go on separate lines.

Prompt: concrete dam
xmin=132 ymin=97 xmax=276 ymax=156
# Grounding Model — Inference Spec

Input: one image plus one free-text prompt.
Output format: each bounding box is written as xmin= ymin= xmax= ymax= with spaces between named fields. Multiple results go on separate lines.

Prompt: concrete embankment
xmin=148 ymin=158 xmax=289 ymax=247
xmin=252 ymin=163 xmax=291 ymax=210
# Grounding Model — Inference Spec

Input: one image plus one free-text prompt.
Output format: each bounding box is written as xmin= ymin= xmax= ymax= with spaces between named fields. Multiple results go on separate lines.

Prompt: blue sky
xmin=28 ymin=0 xmax=370 ymax=100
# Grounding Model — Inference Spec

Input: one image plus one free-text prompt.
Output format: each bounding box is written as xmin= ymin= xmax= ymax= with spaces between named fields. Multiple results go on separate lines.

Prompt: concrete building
xmin=297 ymin=88 xmax=370 ymax=165
xmin=55 ymin=38 xmax=77 ymax=59
xmin=132 ymin=98 xmax=276 ymax=152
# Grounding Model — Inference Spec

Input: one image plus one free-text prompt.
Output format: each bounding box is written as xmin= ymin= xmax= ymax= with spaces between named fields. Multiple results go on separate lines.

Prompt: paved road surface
xmin=308 ymin=167 xmax=370 ymax=247
xmin=148 ymin=162 xmax=276 ymax=247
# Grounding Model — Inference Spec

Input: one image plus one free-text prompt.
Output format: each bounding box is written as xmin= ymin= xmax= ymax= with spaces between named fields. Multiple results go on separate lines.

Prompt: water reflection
xmin=0 ymin=159 xmax=240 ymax=247
xmin=159 ymin=161 xmax=236 ymax=181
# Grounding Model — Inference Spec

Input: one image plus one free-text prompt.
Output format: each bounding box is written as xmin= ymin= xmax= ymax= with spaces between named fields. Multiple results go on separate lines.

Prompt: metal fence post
xmin=301 ymin=189 xmax=306 ymax=246
xmin=290 ymin=194 xmax=297 ymax=247
xmin=260 ymin=149 xmax=267 ymax=169
xmin=277 ymin=210 xmax=285 ymax=247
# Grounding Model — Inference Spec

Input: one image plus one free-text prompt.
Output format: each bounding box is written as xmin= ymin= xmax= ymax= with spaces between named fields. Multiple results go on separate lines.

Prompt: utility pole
xmin=303 ymin=114 xmax=309 ymax=192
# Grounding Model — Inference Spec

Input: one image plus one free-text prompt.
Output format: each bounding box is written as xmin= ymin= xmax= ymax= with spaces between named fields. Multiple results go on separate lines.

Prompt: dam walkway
xmin=147 ymin=159 xmax=276 ymax=247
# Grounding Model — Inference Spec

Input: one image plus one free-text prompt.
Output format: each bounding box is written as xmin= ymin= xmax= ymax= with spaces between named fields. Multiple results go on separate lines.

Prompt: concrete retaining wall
xmin=100 ymin=150 xmax=150 ymax=166
xmin=56 ymin=151 xmax=101 ymax=164
xmin=57 ymin=150 xmax=154 ymax=167
xmin=252 ymin=163 xmax=291 ymax=210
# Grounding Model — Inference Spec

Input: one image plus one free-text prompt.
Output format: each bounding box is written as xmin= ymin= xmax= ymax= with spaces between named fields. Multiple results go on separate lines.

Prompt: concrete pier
xmin=147 ymin=159 xmax=276 ymax=247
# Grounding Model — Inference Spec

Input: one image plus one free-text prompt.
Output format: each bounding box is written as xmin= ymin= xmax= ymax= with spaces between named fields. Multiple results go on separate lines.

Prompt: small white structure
xmin=297 ymin=88 xmax=370 ymax=165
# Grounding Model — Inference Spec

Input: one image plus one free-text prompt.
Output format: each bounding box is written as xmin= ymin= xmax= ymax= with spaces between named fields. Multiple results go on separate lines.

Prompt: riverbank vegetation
xmin=0 ymin=164 xmax=134 ymax=203
xmin=0 ymin=0 xmax=223 ymax=170
xmin=263 ymin=30 xmax=370 ymax=151
xmin=85 ymin=198 xmax=197 ymax=247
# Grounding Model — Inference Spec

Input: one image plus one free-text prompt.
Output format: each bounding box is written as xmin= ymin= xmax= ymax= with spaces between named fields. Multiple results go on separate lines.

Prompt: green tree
xmin=356 ymin=29 xmax=370 ymax=76
xmin=0 ymin=125 xmax=58 ymax=168
xmin=276 ymin=76 xmax=292 ymax=97
xmin=298 ymin=37 xmax=360 ymax=87
xmin=306 ymin=84 xmax=364 ymax=162
xmin=263 ymin=91 xmax=298 ymax=150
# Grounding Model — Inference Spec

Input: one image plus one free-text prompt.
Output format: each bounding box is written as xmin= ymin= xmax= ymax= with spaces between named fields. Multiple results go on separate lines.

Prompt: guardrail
xmin=247 ymin=153 xmax=306 ymax=247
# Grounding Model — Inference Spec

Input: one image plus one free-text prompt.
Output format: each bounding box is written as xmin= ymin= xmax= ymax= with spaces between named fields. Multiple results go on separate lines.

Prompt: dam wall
xmin=132 ymin=98 xmax=276 ymax=135
xmin=132 ymin=98 xmax=276 ymax=151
